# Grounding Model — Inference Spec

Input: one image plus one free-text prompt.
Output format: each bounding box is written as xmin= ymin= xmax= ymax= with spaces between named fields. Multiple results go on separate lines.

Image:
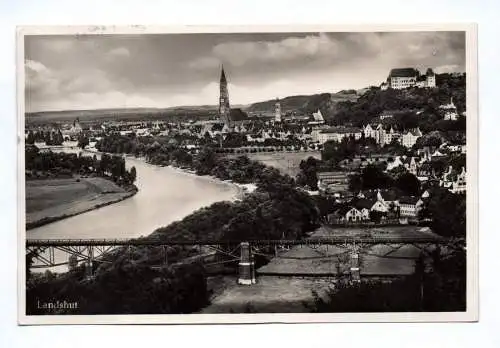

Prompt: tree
xmin=369 ymin=210 xmax=385 ymax=223
xmin=348 ymin=173 xmax=363 ymax=192
xmin=395 ymin=172 xmax=421 ymax=196
xmin=53 ymin=130 xmax=64 ymax=145
xmin=427 ymin=188 xmax=466 ymax=238
xmin=129 ymin=166 xmax=137 ymax=184
xmin=296 ymin=157 xmax=319 ymax=190
xmin=78 ymin=135 xmax=90 ymax=149
xmin=44 ymin=131 xmax=52 ymax=145
xmin=193 ymin=147 xmax=217 ymax=175
xmin=360 ymin=164 xmax=393 ymax=190
xmin=26 ymin=130 xmax=35 ymax=145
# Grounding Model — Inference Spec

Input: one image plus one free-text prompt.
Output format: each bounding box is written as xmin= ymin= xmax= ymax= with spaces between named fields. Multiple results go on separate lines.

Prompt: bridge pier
xmin=238 ymin=242 xmax=255 ymax=285
xmin=85 ymin=246 xmax=95 ymax=280
xmin=350 ymin=252 xmax=361 ymax=283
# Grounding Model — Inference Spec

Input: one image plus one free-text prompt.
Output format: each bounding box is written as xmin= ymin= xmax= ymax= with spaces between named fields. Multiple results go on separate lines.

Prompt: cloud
xmin=189 ymin=33 xmax=338 ymax=68
xmin=25 ymin=59 xmax=60 ymax=97
xmin=25 ymin=32 xmax=466 ymax=112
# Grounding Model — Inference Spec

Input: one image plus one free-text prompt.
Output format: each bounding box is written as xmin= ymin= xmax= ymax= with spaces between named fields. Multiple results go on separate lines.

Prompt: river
xmin=27 ymin=148 xmax=240 ymax=241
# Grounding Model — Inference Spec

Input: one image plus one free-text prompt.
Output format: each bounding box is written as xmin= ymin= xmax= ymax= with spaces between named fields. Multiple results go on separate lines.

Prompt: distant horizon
xmin=25 ymin=70 xmax=466 ymax=115
xmin=25 ymin=32 xmax=466 ymax=113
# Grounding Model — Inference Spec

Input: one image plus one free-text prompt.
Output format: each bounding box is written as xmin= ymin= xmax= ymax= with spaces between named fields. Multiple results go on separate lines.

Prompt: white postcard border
xmin=17 ymin=23 xmax=479 ymax=325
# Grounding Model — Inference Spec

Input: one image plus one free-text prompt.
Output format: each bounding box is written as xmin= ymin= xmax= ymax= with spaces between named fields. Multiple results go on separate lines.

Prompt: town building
xmin=308 ymin=109 xmax=326 ymax=126
xmin=441 ymin=166 xmax=466 ymax=194
xmin=416 ymin=162 xmax=435 ymax=182
xmin=403 ymin=156 xmax=419 ymax=175
xmin=363 ymin=123 xmax=378 ymax=139
xmin=387 ymin=68 xmax=419 ymax=89
xmin=424 ymin=68 xmax=436 ymax=87
xmin=329 ymin=206 xmax=365 ymax=223
xmin=384 ymin=67 xmax=437 ymax=90
xmin=379 ymin=110 xmax=395 ymax=120
xmin=274 ymin=99 xmax=282 ymax=123
xmin=218 ymin=66 xmax=231 ymax=128
xmin=401 ymin=128 xmax=422 ymax=148
xmin=218 ymin=66 xmax=250 ymax=131
xmin=386 ymin=156 xmax=405 ymax=171
xmin=64 ymin=118 xmax=83 ymax=139
xmin=440 ymin=97 xmax=459 ymax=121
xmin=376 ymin=125 xmax=401 ymax=146
xmin=317 ymin=127 xmax=362 ymax=144
xmin=313 ymin=109 xmax=325 ymax=123
xmin=399 ymin=196 xmax=424 ymax=218
xmin=317 ymin=171 xmax=350 ymax=194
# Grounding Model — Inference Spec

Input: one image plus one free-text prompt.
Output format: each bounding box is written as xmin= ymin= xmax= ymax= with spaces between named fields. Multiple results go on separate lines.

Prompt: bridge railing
xmin=26 ymin=236 xmax=453 ymax=248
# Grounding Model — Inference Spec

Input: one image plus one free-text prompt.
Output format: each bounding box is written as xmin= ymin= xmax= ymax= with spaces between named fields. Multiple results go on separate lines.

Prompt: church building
xmin=218 ymin=66 xmax=250 ymax=132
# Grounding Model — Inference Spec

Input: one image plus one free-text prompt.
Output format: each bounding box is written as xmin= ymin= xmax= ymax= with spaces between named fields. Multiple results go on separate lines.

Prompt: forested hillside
xmin=330 ymin=73 xmax=466 ymax=127
xmin=246 ymin=90 xmax=360 ymax=117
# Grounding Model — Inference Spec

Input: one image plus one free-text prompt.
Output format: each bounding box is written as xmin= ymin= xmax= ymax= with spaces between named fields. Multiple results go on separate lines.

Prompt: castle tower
xmin=219 ymin=65 xmax=232 ymax=129
xmin=426 ymin=68 xmax=436 ymax=88
xmin=274 ymin=98 xmax=282 ymax=123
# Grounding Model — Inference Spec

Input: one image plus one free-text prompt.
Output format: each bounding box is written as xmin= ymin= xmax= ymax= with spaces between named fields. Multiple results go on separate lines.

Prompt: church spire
xmin=220 ymin=65 xmax=227 ymax=84
xmin=219 ymin=64 xmax=231 ymax=129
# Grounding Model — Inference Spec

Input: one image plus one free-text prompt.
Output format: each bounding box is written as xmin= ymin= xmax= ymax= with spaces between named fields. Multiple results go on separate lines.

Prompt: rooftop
xmin=229 ymin=108 xmax=250 ymax=122
xmin=399 ymin=196 xmax=421 ymax=205
xmin=389 ymin=68 xmax=419 ymax=78
xmin=320 ymin=126 xmax=362 ymax=134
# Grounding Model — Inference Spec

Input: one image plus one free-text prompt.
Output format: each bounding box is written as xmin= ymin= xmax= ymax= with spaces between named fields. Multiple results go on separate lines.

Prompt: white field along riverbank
xmin=27 ymin=146 xmax=255 ymax=271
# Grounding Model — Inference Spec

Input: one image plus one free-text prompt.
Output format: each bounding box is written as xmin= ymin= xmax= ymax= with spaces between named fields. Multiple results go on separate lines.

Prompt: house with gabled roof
xmin=388 ymin=68 xmax=419 ymax=89
xmin=329 ymin=206 xmax=365 ymax=223
xmin=353 ymin=198 xmax=376 ymax=220
xmin=401 ymin=128 xmax=422 ymax=148
xmin=363 ymin=123 xmax=378 ymax=139
xmin=385 ymin=67 xmax=436 ymax=90
xmin=399 ymin=196 xmax=424 ymax=218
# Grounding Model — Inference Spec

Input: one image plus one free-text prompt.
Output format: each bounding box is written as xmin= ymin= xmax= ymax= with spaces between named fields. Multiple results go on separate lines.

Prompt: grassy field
xmin=224 ymin=151 xmax=321 ymax=177
xmin=26 ymin=177 xmax=134 ymax=228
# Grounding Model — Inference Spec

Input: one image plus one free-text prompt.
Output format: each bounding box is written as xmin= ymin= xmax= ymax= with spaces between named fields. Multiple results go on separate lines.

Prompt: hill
xmin=25 ymin=106 xmax=219 ymax=124
xmin=330 ymin=73 xmax=466 ymax=128
xmin=245 ymin=90 xmax=360 ymax=118
xmin=25 ymin=104 xmax=253 ymax=124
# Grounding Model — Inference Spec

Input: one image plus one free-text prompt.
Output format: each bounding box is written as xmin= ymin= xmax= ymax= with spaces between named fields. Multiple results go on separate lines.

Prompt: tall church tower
xmin=219 ymin=66 xmax=231 ymax=128
xmin=274 ymin=98 xmax=282 ymax=123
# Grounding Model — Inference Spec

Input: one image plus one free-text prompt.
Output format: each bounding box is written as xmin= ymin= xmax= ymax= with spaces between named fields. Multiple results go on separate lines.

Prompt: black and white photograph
xmin=18 ymin=25 xmax=478 ymax=324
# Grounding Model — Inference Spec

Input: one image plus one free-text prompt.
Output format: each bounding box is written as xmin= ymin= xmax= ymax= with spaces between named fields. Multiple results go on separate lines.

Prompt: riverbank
xmin=163 ymin=164 xmax=257 ymax=201
xmin=89 ymin=149 xmax=253 ymax=201
xmin=26 ymin=177 xmax=138 ymax=230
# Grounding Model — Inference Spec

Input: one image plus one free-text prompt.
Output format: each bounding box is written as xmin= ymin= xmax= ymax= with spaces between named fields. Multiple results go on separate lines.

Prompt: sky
xmin=24 ymin=31 xmax=466 ymax=112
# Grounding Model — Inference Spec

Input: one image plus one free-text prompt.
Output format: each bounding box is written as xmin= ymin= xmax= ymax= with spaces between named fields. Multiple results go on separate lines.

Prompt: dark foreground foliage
xmin=308 ymin=250 xmax=466 ymax=312
xmin=27 ymin=259 xmax=208 ymax=315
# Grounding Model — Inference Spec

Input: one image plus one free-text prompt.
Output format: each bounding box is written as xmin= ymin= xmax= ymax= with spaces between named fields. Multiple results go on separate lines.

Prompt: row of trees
xmin=25 ymin=145 xmax=137 ymax=187
xmin=26 ymin=130 xmax=65 ymax=146
xmin=96 ymin=134 xmax=298 ymax=189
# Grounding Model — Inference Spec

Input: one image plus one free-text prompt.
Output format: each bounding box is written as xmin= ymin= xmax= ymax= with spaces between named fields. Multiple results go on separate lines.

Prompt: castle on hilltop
xmin=380 ymin=67 xmax=436 ymax=90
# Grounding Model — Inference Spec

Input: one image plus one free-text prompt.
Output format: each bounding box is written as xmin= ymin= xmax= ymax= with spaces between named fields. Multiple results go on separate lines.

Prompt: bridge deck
xmin=26 ymin=236 xmax=451 ymax=247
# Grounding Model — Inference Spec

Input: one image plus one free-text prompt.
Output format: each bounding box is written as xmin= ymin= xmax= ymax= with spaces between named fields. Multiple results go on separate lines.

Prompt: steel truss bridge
xmin=26 ymin=236 xmax=463 ymax=275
